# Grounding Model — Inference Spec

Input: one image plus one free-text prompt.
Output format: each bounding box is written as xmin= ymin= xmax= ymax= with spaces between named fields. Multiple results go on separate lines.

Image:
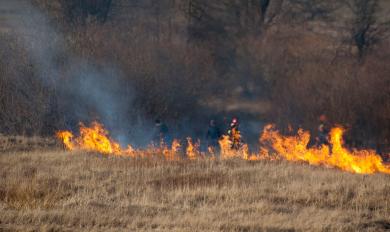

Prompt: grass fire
xmin=1 ymin=0 xmax=390 ymax=231
xmin=56 ymin=121 xmax=390 ymax=175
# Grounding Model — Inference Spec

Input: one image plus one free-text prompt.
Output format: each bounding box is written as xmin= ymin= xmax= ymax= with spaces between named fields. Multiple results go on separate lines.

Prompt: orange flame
xmin=56 ymin=131 xmax=74 ymax=150
xmin=186 ymin=138 xmax=200 ymax=160
xmin=260 ymin=125 xmax=390 ymax=174
xmin=218 ymin=135 xmax=254 ymax=160
xmin=56 ymin=121 xmax=133 ymax=156
xmin=163 ymin=139 xmax=181 ymax=160
xmin=56 ymin=121 xmax=390 ymax=175
xmin=219 ymin=135 xmax=234 ymax=159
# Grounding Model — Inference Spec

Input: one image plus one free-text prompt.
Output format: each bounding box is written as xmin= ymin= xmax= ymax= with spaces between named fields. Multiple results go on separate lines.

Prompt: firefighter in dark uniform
xmin=227 ymin=117 xmax=242 ymax=150
xmin=206 ymin=119 xmax=222 ymax=151
xmin=154 ymin=119 xmax=169 ymax=145
xmin=316 ymin=115 xmax=331 ymax=149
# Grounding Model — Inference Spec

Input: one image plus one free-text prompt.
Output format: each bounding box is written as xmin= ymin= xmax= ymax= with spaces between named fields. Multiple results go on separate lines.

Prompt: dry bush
xmin=0 ymin=135 xmax=57 ymax=153
xmin=236 ymin=21 xmax=390 ymax=149
xmin=0 ymin=151 xmax=390 ymax=231
xmin=0 ymin=33 xmax=52 ymax=135
xmin=0 ymin=0 xmax=389 ymax=151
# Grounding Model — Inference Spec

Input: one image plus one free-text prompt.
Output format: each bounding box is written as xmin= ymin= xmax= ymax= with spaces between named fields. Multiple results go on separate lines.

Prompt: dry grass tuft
xmin=0 ymin=150 xmax=389 ymax=231
xmin=0 ymin=135 xmax=57 ymax=153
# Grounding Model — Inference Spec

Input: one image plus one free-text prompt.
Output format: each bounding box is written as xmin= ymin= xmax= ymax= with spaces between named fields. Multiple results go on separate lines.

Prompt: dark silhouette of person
xmin=316 ymin=115 xmax=331 ymax=149
xmin=206 ymin=119 xmax=222 ymax=150
xmin=154 ymin=119 xmax=169 ymax=145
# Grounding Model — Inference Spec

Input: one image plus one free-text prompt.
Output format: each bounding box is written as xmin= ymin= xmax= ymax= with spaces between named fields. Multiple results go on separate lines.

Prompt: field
xmin=1 ymin=150 xmax=390 ymax=232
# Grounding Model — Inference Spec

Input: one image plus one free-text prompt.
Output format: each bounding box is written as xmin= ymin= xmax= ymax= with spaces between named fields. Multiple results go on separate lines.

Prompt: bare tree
xmin=260 ymin=0 xmax=271 ymax=19
xmin=343 ymin=0 xmax=379 ymax=58
xmin=281 ymin=0 xmax=340 ymax=22
xmin=61 ymin=0 xmax=112 ymax=24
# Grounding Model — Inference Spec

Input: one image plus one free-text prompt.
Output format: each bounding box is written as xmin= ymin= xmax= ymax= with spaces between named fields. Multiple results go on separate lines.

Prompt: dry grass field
xmin=0 ymin=150 xmax=390 ymax=232
xmin=0 ymin=136 xmax=57 ymax=153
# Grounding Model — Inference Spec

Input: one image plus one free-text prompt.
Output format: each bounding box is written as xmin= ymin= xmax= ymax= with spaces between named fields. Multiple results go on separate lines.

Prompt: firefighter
xmin=316 ymin=115 xmax=331 ymax=148
xmin=227 ymin=117 xmax=242 ymax=149
xmin=154 ymin=119 xmax=169 ymax=145
xmin=206 ymin=119 xmax=222 ymax=151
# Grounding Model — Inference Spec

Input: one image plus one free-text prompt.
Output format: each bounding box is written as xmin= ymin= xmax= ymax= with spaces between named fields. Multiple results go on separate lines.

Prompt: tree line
xmin=0 ymin=0 xmax=389 ymax=152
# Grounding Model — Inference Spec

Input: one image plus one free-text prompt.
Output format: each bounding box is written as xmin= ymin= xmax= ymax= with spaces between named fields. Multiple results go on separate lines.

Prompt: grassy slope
xmin=0 ymin=151 xmax=389 ymax=232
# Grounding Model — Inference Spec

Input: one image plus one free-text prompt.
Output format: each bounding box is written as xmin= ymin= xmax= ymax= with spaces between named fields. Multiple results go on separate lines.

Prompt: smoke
xmin=3 ymin=1 xmax=154 ymax=145
xmin=0 ymin=2 xmax=309 ymax=149
xmin=0 ymin=1 xmax=298 ymax=149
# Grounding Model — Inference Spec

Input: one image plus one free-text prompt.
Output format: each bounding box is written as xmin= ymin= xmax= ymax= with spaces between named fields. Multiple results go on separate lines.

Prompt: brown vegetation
xmin=1 ymin=2 xmax=390 ymax=231
xmin=0 ymin=1 xmax=389 ymax=146
xmin=0 ymin=135 xmax=56 ymax=153
xmin=0 ymin=150 xmax=390 ymax=231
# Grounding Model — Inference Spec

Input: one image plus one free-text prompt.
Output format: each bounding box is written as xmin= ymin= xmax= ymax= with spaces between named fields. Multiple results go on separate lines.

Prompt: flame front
xmin=56 ymin=121 xmax=133 ymax=156
xmin=56 ymin=131 xmax=74 ymax=150
xmin=260 ymin=125 xmax=390 ymax=174
xmin=186 ymin=138 xmax=200 ymax=160
xmin=163 ymin=139 xmax=181 ymax=160
xmin=56 ymin=121 xmax=390 ymax=175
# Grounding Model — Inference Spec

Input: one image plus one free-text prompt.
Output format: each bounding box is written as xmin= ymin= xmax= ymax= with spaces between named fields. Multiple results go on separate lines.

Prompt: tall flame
xmin=163 ymin=139 xmax=181 ymax=160
xmin=56 ymin=121 xmax=390 ymax=175
xmin=186 ymin=138 xmax=200 ymax=160
xmin=56 ymin=131 xmax=74 ymax=150
xmin=56 ymin=122 xmax=133 ymax=156
xmin=219 ymin=135 xmax=253 ymax=160
xmin=260 ymin=125 xmax=390 ymax=174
